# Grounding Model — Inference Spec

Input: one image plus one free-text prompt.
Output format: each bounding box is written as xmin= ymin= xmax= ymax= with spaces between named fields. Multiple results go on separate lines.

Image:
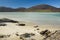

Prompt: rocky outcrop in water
xmin=0 ymin=18 xmax=18 ymax=23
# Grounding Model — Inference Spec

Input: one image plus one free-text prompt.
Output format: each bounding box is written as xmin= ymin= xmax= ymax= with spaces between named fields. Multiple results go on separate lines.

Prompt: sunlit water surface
xmin=0 ymin=12 xmax=60 ymax=25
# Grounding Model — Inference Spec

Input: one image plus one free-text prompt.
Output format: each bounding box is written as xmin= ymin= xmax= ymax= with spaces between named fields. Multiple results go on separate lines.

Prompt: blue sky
xmin=0 ymin=0 xmax=60 ymax=8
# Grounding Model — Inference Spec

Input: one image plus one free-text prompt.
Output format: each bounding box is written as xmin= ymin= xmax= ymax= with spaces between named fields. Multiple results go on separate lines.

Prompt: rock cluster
xmin=20 ymin=33 xmax=35 ymax=40
xmin=0 ymin=35 xmax=10 ymax=38
xmin=41 ymin=30 xmax=60 ymax=40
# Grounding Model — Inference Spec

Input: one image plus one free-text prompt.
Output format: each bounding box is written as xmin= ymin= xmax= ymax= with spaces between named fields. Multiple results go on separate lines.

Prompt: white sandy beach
xmin=0 ymin=21 xmax=60 ymax=40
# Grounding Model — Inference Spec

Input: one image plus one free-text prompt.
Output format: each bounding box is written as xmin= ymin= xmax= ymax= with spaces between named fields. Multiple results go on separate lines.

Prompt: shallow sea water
xmin=0 ymin=12 xmax=60 ymax=25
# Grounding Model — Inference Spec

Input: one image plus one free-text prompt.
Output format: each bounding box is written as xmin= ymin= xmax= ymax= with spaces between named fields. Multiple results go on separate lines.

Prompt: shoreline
xmin=0 ymin=18 xmax=60 ymax=40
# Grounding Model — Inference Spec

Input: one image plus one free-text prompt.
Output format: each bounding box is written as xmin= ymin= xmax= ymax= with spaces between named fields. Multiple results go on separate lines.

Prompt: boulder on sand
xmin=0 ymin=23 xmax=6 ymax=26
xmin=20 ymin=33 xmax=35 ymax=38
xmin=0 ymin=18 xmax=18 ymax=23
xmin=0 ymin=35 xmax=10 ymax=38
xmin=18 ymin=24 xmax=25 ymax=26
xmin=40 ymin=30 xmax=51 ymax=37
xmin=20 ymin=33 xmax=35 ymax=40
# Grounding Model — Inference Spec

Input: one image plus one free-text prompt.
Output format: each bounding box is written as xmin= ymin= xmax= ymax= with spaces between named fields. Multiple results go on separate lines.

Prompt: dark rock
xmin=0 ymin=35 xmax=10 ymax=38
xmin=0 ymin=18 xmax=18 ymax=23
xmin=20 ymin=33 xmax=35 ymax=38
xmin=18 ymin=24 xmax=25 ymax=26
xmin=43 ymin=30 xmax=60 ymax=40
xmin=0 ymin=24 xmax=6 ymax=26
xmin=16 ymin=34 xmax=19 ymax=36
xmin=30 ymin=33 xmax=35 ymax=36
xmin=21 ymin=33 xmax=31 ymax=38
xmin=40 ymin=30 xmax=51 ymax=37
xmin=20 ymin=33 xmax=35 ymax=40
xmin=37 ymin=28 xmax=39 ymax=30
xmin=34 ymin=25 xmax=38 ymax=28
xmin=0 ymin=35 xmax=4 ymax=38
xmin=20 ymin=37 xmax=23 ymax=39
xmin=7 ymin=35 xmax=10 ymax=37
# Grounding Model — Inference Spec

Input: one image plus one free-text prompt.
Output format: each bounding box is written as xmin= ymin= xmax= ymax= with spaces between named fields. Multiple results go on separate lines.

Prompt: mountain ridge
xmin=0 ymin=4 xmax=60 ymax=12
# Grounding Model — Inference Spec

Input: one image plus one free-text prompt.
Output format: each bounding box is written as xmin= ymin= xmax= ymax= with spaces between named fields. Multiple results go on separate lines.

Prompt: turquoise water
xmin=0 ymin=12 xmax=60 ymax=25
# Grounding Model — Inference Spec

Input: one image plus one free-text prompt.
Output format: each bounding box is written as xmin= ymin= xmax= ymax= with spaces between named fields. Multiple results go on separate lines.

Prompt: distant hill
xmin=15 ymin=7 xmax=26 ymax=12
xmin=0 ymin=7 xmax=26 ymax=12
xmin=27 ymin=4 xmax=60 ymax=12
xmin=0 ymin=4 xmax=60 ymax=12
xmin=0 ymin=7 xmax=15 ymax=12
